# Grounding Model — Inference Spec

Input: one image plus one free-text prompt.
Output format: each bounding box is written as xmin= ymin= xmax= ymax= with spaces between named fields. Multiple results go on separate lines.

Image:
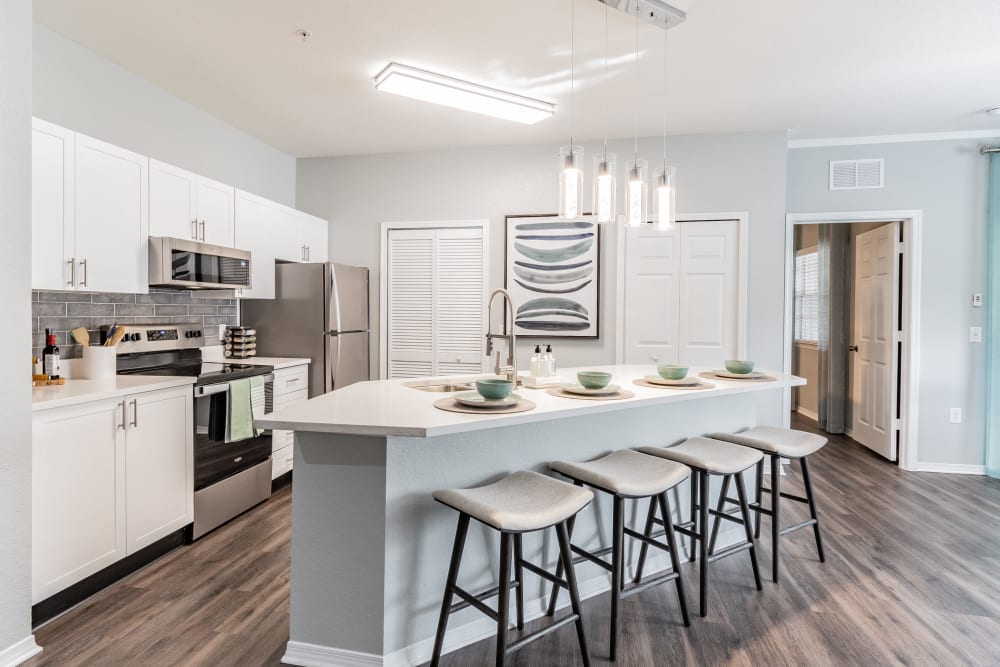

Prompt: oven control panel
xmin=103 ymin=323 xmax=206 ymax=354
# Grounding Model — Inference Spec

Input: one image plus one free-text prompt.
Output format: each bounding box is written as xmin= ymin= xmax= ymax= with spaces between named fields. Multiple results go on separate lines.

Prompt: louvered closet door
xmin=677 ymin=220 xmax=739 ymax=365
xmin=386 ymin=227 xmax=486 ymax=378
xmin=387 ymin=229 xmax=435 ymax=378
xmin=623 ymin=225 xmax=680 ymax=364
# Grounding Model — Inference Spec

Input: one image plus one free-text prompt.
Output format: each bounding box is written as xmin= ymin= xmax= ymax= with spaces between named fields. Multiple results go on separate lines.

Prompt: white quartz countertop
xmin=255 ymin=364 xmax=805 ymax=438
xmin=32 ymin=376 xmax=196 ymax=412
xmin=201 ymin=346 xmax=310 ymax=370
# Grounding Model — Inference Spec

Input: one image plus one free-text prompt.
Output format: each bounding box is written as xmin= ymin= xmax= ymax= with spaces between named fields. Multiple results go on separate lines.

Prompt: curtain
xmin=817 ymin=225 xmax=851 ymax=434
xmin=987 ymin=154 xmax=1000 ymax=478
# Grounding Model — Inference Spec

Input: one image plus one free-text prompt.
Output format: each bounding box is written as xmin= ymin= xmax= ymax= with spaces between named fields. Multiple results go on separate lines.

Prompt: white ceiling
xmin=34 ymin=0 xmax=1000 ymax=158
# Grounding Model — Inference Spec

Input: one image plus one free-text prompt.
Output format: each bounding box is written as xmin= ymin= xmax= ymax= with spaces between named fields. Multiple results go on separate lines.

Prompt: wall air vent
xmin=829 ymin=159 xmax=884 ymax=190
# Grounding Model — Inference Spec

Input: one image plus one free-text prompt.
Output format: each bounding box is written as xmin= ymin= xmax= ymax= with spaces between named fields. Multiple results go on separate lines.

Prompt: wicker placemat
xmin=698 ymin=371 xmax=776 ymax=383
xmin=633 ymin=378 xmax=715 ymax=391
xmin=433 ymin=397 xmax=536 ymax=414
xmin=545 ymin=387 xmax=635 ymax=401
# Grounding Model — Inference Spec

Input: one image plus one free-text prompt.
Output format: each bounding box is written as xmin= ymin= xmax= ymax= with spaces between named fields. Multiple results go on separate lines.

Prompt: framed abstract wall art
xmin=504 ymin=213 xmax=600 ymax=339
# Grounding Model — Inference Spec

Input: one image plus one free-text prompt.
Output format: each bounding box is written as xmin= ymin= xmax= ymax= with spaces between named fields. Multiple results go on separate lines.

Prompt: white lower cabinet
xmin=268 ymin=364 xmax=310 ymax=480
xmin=32 ymin=385 xmax=193 ymax=603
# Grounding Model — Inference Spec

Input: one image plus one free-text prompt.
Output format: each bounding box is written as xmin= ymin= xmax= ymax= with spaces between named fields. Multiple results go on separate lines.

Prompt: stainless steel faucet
xmin=486 ymin=288 xmax=518 ymax=385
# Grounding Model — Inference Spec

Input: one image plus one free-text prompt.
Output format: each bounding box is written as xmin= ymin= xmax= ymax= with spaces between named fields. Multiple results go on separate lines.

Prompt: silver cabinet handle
xmin=79 ymin=259 xmax=88 ymax=287
xmin=286 ymin=377 xmax=301 ymax=384
xmin=67 ymin=257 xmax=76 ymax=286
xmin=118 ymin=400 xmax=127 ymax=430
xmin=306 ymin=246 xmax=310 ymax=260
xmin=199 ymin=220 xmax=206 ymax=242
xmin=192 ymin=219 xmax=199 ymax=240
xmin=130 ymin=399 xmax=138 ymax=428
xmin=301 ymin=245 xmax=306 ymax=261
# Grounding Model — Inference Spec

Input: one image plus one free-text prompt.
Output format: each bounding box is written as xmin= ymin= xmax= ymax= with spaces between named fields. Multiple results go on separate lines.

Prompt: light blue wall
xmin=32 ymin=23 xmax=296 ymax=206
xmin=788 ymin=138 xmax=998 ymax=467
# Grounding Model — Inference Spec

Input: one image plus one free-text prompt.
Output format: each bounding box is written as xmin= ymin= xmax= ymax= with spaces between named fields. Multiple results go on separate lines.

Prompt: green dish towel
xmin=227 ymin=377 xmax=258 ymax=443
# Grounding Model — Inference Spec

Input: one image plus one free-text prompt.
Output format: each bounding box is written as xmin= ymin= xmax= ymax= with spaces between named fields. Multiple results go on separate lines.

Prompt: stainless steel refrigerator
xmin=241 ymin=263 xmax=369 ymax=397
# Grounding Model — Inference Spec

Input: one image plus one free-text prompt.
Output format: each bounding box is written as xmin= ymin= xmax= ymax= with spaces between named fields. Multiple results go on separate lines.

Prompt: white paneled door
xmin=851 ymin=222 xmax=900 ymax=460
xmin=624 ymin=219 xmax=741 ymax=366
xmin=385 ymin=226 xmax=486 ymax=378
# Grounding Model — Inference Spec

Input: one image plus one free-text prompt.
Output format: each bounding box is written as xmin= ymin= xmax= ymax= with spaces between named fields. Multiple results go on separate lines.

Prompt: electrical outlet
xmin=218 ymin=324 xmax=227 ymax=340
xmin=973 ymin=293 xmax=983 ymax=307
xmin=950 ymin=408 xmax=962 ymax=424
xmin=970 ymin=326 xmax=983 ymax=343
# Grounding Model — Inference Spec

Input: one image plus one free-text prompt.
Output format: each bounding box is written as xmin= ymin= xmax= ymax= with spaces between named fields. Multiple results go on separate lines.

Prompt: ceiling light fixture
xmin=625 ymin=1 xmax=647 ymax=228
xmin=373 ymin=63 xmax=555 ymax=125
xmin=593 ymin=0 xmax=617 ymax=224
xmin=559 ymin=0 xmax=583 ymax=219
xmin=653 ymin=25 xmax=676 ymax=231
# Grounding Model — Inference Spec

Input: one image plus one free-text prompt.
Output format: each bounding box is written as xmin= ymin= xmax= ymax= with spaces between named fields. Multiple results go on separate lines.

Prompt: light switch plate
xmin=950 ymin=408 xmax=962 ymax=424
xmin=970 ymin=326 xmax=983 ymax=343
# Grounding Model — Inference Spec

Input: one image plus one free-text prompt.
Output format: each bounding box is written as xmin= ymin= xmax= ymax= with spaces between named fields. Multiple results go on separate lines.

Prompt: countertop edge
xmin=32 ymin=376 xmax=196 ymax=412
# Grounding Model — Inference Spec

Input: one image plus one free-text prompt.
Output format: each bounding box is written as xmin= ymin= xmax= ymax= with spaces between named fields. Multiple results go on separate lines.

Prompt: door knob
xmin=849 ymin=345 xmax=859 ymax=352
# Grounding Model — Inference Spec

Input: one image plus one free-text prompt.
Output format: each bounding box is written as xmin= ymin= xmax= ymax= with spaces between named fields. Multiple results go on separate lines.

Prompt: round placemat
xmin=633 ymin=378 xmax=715 ymax=391
xmin=699 ymin=371 xmax=776 ymax=383
xmin=546 ymin=387 xmax=635 ymax=401
xmin=433 ymin=397 xmax=536 ymax=414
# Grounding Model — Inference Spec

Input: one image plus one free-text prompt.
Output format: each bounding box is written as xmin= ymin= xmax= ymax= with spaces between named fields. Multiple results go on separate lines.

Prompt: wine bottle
xmin=42 ymin=328 xmax=61 ymax=379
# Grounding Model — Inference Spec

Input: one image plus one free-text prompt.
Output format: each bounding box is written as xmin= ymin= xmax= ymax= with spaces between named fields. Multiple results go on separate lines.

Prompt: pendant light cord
xmin=570 ymin=0 xmax=575 ymax=154
xmin=633 ymin=2 xmax=639 ymax=163
xmin=662 ymin=23 xmax=667 ymax=169
xmin=603 ymin=0 xmax=608 ymax=160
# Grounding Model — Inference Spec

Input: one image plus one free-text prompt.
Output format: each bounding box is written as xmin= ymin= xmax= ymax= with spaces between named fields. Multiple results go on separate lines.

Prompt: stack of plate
xmin=643 ymin=375 xmax=700 ymax=387
xmin=560 ymin=383 xmax=622 ymax=397
xmin=453 ymin=391 xmax=522 ymax=409
xmin=711 ymin=370 xmax=766 ymax=380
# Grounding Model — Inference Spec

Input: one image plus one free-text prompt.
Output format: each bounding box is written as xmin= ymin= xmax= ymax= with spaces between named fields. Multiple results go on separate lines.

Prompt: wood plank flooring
xmin=25 ymin=417 xmax=1000 ymax=666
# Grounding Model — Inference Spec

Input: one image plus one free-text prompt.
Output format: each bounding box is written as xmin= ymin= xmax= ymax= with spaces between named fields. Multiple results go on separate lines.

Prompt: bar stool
xmin=430 ymin=470 xmax=594 ymax=667
xmin=709 ymin=426 xmax=826 ymax=582
xmin=547 ymin=450 xmax=691 ymax=661
xmin=637 ymin=437 xmax=763 ymax=617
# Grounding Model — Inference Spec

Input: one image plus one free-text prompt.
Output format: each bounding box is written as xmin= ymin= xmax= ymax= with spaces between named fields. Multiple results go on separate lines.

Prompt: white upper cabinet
xmin=149 ymin=160 xmax=234 ymax=247
xmin=299 ymin=210 xmax=329 ymax=263
xmin=234 ymin=189 xmax=279 ymax=299
xmin=74 ymin=133 xmax=150 ymax=294
xmin=273 ymin=204 xmax=329 ymax=263
xmin=31 ymin=119 xmax=76 ymax=291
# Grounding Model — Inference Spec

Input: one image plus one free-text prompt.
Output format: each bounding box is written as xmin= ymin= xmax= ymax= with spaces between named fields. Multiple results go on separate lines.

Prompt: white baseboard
xmin=795 ymin=407 xmax=818 ymax=421
xmin=0 ymin=636 xmax=41 ymax=667
xmin=913 ymin=463 xmax=986 ymax=475
xmin=284 ymin=526 xmax=742 ymax=667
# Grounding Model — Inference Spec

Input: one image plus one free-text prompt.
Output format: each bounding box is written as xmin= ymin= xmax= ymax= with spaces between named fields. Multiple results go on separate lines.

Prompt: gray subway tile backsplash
xmin=31 ymin=289 xmax=239 ymax=360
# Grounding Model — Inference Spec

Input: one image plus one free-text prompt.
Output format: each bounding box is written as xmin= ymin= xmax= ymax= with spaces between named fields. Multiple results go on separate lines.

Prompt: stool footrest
xmin=706 ymin=540 xmax=753 ymax=564
xmin=707 ymin=504 xmax=744 ymax=525
xmin=569 ymin=544 xmax=613 ymax=573
xmin=673 ymin=525 xmax=699 ymax=540
xmin=505 ymin=613 xmax=580 ymax=654
xmin=749 ymin=502 xmax=774 ymax=518
xmin=519 ymin=559 xmax=569 ymax=590
xmin=779 ymin=518 xmax=818 ymax=536
xmin=452 ymin=584 xmax=506 ymax=621
xmin=621 ymin=569 xmax=680 ymax=599
xmin=623 ymin=526 xmax=671 ymax=553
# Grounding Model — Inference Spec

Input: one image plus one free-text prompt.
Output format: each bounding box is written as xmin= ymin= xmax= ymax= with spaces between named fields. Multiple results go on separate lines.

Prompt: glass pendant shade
xmin=654 ymin=166 xmax=676 ymax=231
xmin=625 ymin=159 xmax=647 ymax=228
xmin=592 ymin=152 xmax=617 ymax=224
xmin=559 ymin=145 xmax=584 ymax=219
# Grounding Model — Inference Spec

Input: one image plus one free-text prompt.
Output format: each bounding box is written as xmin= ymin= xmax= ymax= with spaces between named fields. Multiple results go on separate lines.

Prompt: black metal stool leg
xmin=545 ymin=513 xmax=576 ymax=617
xmin=734 ymin=472 xmax=763 ymax=591
xmin=556 ymin=521 xmax=592 ymax=667
xmin=770 ymin=454 xmax=781 ymax=583
xmin=706 ymin=474 xmax=732 ymax=556
xmin=431 ymin=514 xmax=470 ymax=667
xmin=633 ymin=496 xmax=658 ymax=584
xmin=754 ymin=459 xmax=764 ymax=539
xmin=657 ymin=492 xmax=690 ymax=627
xmin=800 ymin=456 xmax=826 ymax=563
xmin=513 ymin=534 xmax=525 ymax=631
xmin=698 ymin=470 xmax=709 ymax=617
xmin=610 ymin=496 xmax=624 ymax=660
xmin=688 ymin=472 xmax=699 ymax=562
xmin=495 ymin=533 xmax=512 ymax=667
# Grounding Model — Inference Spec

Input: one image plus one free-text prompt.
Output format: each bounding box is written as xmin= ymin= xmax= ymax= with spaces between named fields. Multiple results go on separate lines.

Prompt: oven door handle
xmin=193 ymin=374 xmax=275 ymax=397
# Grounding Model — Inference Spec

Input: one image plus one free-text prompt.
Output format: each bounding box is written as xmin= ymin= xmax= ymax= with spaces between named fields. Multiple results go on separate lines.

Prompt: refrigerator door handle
xmin=327 ymin=334 xmax=341 ymax=392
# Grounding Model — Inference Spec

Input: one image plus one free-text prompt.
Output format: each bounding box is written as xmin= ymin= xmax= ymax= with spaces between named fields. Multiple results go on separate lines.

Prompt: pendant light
xmin=559 ymin=0 xmax=583 ymax=219
xmin=625 ymin=2 xmax=647 ymax=228
xmin=653 ymin=25 xmax=676 ymax=231
xmin=592 ymin=0 xmax=616 ymax=224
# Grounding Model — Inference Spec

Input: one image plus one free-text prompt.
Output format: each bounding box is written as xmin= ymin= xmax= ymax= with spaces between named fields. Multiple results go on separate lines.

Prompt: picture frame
xmin=504 ymin=213 xmax=600 ymax=339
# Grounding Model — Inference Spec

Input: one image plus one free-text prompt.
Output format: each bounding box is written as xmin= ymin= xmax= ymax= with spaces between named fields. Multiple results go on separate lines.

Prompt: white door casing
xmin=851 ymin=222 xmax=900 ymax=460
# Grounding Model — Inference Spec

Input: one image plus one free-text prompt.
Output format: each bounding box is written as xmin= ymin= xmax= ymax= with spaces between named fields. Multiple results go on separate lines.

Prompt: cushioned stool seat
xmin=433 ymin=470 xmax=594 ymax=533
xmin=550 ymin=449 xmax=691 ymax=498
xmin=709 ymin=426 xmax=826 ymax=459
xmin=639 ymin=437 xmax=763 ymax=475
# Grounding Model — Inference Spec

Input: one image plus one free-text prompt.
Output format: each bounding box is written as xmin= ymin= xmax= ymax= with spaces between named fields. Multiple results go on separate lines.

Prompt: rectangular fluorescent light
xmin=373 ymin=62 xmax=555 ymax=125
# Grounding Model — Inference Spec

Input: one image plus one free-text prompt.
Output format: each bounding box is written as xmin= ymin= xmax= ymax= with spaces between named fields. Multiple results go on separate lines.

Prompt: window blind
xmin=795 ymin=250 xmax=819 ymax=342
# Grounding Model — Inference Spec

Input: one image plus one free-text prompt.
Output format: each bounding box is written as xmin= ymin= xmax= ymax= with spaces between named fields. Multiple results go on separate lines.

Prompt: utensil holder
xmin=82 ymin=346 xmax=117 ymax=379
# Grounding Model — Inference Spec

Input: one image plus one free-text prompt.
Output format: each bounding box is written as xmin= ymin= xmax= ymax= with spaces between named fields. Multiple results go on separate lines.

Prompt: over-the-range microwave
xmin=148 ymin=237 xmax=252 ymax=290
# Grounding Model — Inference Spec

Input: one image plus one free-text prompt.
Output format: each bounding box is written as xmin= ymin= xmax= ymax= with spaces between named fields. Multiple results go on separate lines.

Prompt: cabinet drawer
xmin=273 ymin=366 xmax=308 ymax=396
xmin=273 ymin=388 xmax=308 ymax=410
xmin=271 ymin=428 xmax=294 ymax=453
xmin=272 ymin=444 xmax=294 ymax=479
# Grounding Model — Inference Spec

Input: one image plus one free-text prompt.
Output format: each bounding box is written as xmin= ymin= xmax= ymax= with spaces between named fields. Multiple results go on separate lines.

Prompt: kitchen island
xmin=256 ymin=364 xmax=804 ymax=667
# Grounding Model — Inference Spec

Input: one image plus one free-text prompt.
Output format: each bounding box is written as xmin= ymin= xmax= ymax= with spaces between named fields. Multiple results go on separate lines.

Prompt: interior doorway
xmin=784 ymin=211 xmax=922 ymax=470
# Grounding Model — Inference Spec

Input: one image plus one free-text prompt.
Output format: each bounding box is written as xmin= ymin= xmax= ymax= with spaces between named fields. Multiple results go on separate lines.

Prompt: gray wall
xmin=297 ymin=131 xmax=788 ymax=403
xmin=33 ymin=23 xmax=296 ymax=206
xmin=788 ymin=138 xmax=997 ymax=467
xmin=0 ymin=0 xmax=35 ymax=658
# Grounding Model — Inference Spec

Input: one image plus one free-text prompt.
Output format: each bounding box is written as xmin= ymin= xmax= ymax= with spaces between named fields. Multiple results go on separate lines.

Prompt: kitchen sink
xmin=411 ymin=383 xmax=475 ymax=393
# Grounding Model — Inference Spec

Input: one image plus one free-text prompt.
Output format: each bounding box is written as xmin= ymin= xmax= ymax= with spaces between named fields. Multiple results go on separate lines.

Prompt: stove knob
xmin=194 ymin=330 xmax=202 ymax=338
xmin=185 ymin=331 xmax=193 ymax=338
xmin=132 ymin=333 xmax=141 ymax=342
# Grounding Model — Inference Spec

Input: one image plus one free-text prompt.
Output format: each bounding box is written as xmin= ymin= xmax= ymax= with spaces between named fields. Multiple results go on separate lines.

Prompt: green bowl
xmin=476 ymin=379 xmax=514 ymax=400
xmin=577 ymin=371 xmax=612 ymax=390
xmin=657 ymin=365 xmax=689 ymax=380
xmin=724 ymin=360 xmax=755 ymax=374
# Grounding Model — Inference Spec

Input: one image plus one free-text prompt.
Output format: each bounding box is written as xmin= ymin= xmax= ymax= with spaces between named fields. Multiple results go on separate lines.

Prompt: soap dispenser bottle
xmin=545 ymin=344 xmax=556 ymax=376
xmin=530 ymin=345 xmax=542 ymax=377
